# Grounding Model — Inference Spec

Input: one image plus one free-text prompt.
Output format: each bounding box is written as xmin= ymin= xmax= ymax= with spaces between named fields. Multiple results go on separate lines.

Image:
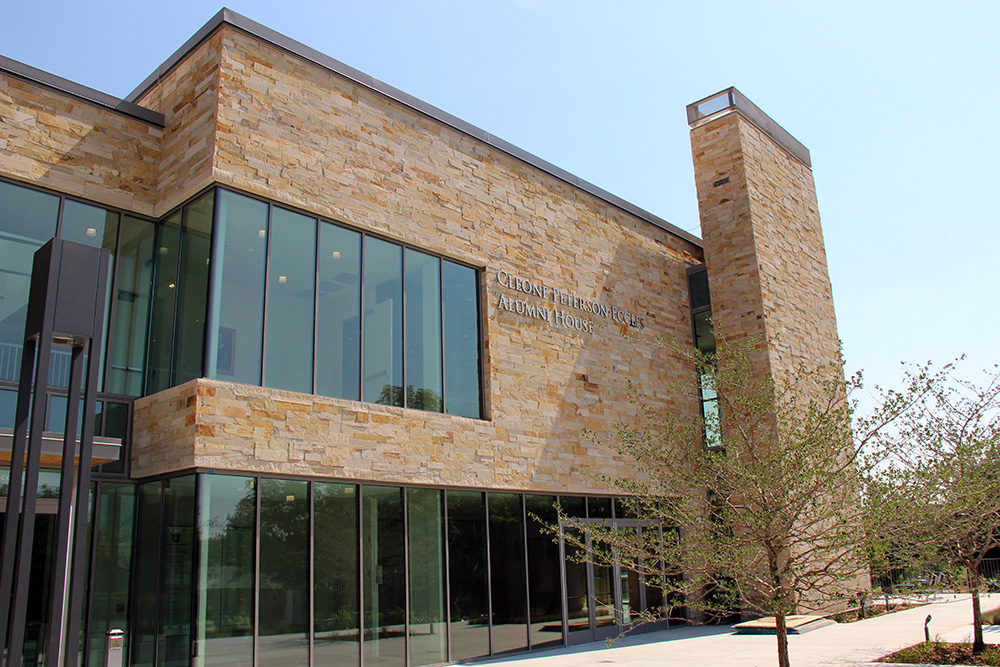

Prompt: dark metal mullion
xmin=357 ymin=484 xmax=365 ymax=667
xmin=438 ymin=259 xmax=446 ymax=414
xmin=253 ymin=477 xmax=261 ymax=665
xmin=476 ymin=270 xmax=485 ymax=419
xmin=443 ymin=490 xmax=452 ymax=663
xmin=260 ymin=204 xmax=273 ymax=387
xmin=556 ymin=496 xmax=569 ymax=646
xmin=402 ymin=487 xmax=411 ymax=667
xmin=484 ymin=492 xmax=493 ymax=656
xmin=358 ymin=235 xmax=366 ymax=403
xmin=202 ymin=188 xmax=223 ymax=379
xmin=308 ymin=481 xmax=315 ymax=667
xmin=400 ymin=248 xmax=407 ymax=409
xmin=167 ymin=207 xmax=188 ymax=387
xmin=189 ymin=474 xmax=203 ymax=663
xmin=521 ymin=495 xmax=531 ymax=650
xmin=311 ymin=221 xmax=320 ymax=395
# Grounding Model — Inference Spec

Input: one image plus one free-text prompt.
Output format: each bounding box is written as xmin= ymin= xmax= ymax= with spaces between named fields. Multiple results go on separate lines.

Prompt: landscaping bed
xmin=877 ymin=641 xmax=1000 ymax=665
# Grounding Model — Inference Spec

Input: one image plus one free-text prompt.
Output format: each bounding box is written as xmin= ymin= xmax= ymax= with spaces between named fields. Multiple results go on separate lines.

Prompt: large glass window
xmin=488 ymin=493 xmax=528 ymax=653
xmin=173 ymin=194 xmax=213 ymax=386
xmin=259 ymin=478 xmax=309 ymax=666
xmin=361 ymin=485 xmax=405 ymax=667
xmin=314 ymin=482 xmax=359 ymax=666
xmin=0 ymin=181 xmax=59 ymax=383
xmin=407 ymin=488 xmax=446 ymax=666
xmin=196 ymin=475 xmax=255 ymax=667
xmin=145 ymin=214 xmax=181 ymax=395
xmin=264 ymin=209 xmax=316 ymax=393
xmin=525 ymin=495 xmax=562 ymax=649
xmin=316 ymin=224 xmax=361 ymax=401
xmin=446 ymin=490 xmax=489 ymax=660
xmin=87 ymin=482 xmax=136 ymax=667
xmin=160 ymin=476 xmax=196 ymax=666
xmin=209 ymin=191 xmax=267 ymax=386
xmin=363 ymin=238 xmax=403 ymax=407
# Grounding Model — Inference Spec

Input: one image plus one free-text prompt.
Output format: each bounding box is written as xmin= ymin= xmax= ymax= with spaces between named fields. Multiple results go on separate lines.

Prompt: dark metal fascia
xmin=125 ymin=8 xmax=703 ymax=248
xmin=0 ymin=54 xmax=165 ymax=128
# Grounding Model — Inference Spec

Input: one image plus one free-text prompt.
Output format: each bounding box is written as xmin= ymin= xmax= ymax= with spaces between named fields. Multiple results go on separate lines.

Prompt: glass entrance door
xmin=565 ymin=520 xmax=646 ymax=645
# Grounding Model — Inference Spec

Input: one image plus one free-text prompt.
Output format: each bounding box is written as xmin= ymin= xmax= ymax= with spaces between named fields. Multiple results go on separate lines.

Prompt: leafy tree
xmin=563 ymin=334 xmax=916 ymax=667
xmin=866 ymin=361 xmax=1000 ymax=655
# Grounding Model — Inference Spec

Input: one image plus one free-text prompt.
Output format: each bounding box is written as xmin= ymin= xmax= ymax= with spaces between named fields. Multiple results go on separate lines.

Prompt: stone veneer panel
xmin=0 ymin=72 xmax=162 ymax=215
xmin=691 ymin=111 xmax=841 ymax=379
xmin=130 ymin=26 xmax=706 ymax=492
xmin=134 ymin=30 xmax=223 ymax=216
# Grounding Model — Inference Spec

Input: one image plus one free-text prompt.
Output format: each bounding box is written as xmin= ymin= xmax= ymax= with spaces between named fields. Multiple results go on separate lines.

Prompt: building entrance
xmin=564 ymin=520 xmax=661 ymax=646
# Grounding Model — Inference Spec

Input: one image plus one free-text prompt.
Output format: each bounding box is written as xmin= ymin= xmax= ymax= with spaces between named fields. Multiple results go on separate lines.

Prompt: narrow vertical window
xmin=105 ymin=216 xmax=155 ymax=396
xmin=407 ymin=488 xmax=446 ymax=665
xmin=264 ymin=208 xmax=316 ymax=393
xmin=488 ymin=493 xmax=528 ymax=653
xmin=173 ymin=193 xmax=214 ymax=386
xmin=145 ymin=213 xmax=180 ymax=394
xmin=404 ymin=249 xmax=442 ymax=411
xmin=447 ymin=491 xmax=489 ymax=660
xmin=361 ymin=485 xmax=405 ymax=667
xmin=210 ymin=191 xmax=268 ymax=386
xmin=442 ymin=261 xmax=480 ymax=418
xmin=363 ymin=238 xmax=402 ymax=406
xmin=316 ymin=224 xmax=361 ymax=400
xmin=314 ymin=483 xmax=359 ymax=665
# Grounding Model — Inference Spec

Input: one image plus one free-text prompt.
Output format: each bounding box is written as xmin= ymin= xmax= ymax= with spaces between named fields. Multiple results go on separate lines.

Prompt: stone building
xmin=0 ymin=9 xmax=840 ymax=667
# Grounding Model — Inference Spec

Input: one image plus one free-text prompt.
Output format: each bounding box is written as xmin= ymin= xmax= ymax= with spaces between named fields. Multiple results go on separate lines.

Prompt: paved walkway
xmin=471 ymin=594 xmax=1000 ymax=667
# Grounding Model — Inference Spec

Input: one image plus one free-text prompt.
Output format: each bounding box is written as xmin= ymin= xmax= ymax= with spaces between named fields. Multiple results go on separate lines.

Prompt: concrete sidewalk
xmin=470 ymin=594 xmax=1000 ymax=667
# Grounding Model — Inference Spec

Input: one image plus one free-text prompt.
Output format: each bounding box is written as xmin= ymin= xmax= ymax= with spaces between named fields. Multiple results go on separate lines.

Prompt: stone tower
xmin=688 ymin=88 xmax=841 ymax=381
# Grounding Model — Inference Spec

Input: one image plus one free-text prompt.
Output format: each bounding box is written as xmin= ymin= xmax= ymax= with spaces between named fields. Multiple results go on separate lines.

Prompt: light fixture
xmin=278 ymin=275 xmax=287 ymax=283
xmin=258 ymin=229 xmax=266 ymax=238
xmin=331 ymin=251 xmax=341 ymax=259
xmin=85 ymin=227 xmax=97 ymax=237
xmin=168 ymin=283 xmax=175 ymax=289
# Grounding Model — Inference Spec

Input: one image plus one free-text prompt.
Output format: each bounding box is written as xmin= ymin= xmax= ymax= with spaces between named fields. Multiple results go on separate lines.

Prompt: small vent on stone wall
xmin=713 ymin=177 xmax=731 ymax=187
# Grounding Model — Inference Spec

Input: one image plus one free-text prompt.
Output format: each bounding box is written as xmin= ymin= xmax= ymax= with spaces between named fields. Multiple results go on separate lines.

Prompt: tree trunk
xmin=775 ymin=613 xmax=791 ymax=667
xmin=969 ymin=564 xmax=984 ymax=655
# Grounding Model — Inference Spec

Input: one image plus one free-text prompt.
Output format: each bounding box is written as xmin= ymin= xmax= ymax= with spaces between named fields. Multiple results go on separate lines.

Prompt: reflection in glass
xmin=196 ymin=475 xmax=255 ymax=667
xmin=588 ymin=497 xmax=612 ymax=519
xmin=130 ymin=481 xmax=161 ymax=666
xmin=363 ymin=239 xmax=402 ymax=406
xmin=525 ymin=495 xmax=562 ymax=648
xmin=173 ymin=194 xmax=214 ymax=386
xmin=488 ymin=493 xmax=527 ymax=653
xmin=160 ymin=476 xmax=196 ymax=666
xmin=0 ymin=181 xmax=59 ymax=383
xmin=265 ymin=209 xmax=316 ymax=393
xmin=404 ymin=250 xmax=442 ymax=412
xmin=259 ymin=479 xmax=309 ymax=666
xmin=446 ymin=490 xmax=489 ymax=660
xmin=362 ymin=485 xmax=405 ymax=667
xmin=408 ymin=488 xmax=446 ymax=665
xmin=564 ymin=527 xmax=590 ymax=636
xmin=145 ymin=214 xmax=180 ymax=394
xmin=314 ymin=483 xmax=359 ymax=666
xmin=88 ymin=483 xmax=136 ymax=667
xmin=442 ymin=261 xmax=480 ymax=418
xmin=316 ymin=224 xmax=361 ymax=400
xmin=106 ymin=216 xmax=155 ymax=396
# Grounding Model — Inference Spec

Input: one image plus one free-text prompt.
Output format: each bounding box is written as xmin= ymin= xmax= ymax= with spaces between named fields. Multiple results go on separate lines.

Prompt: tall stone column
xmin=688 ymin=88 xmax=841 ymax=381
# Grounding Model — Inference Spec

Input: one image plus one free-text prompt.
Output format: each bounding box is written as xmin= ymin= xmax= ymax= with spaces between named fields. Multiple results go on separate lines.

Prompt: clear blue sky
xmin=4 ymin=1 xmax=997 ymax=405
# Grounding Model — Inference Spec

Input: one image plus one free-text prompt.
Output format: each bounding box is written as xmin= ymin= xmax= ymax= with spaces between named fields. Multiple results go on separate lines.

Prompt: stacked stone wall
xmin=0 ymin=72 xmax=161 ymax=215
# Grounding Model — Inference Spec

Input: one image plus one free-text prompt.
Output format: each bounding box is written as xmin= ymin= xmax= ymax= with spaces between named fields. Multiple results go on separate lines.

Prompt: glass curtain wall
xmin=128 ymin=476 xmax=648 ymax=666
